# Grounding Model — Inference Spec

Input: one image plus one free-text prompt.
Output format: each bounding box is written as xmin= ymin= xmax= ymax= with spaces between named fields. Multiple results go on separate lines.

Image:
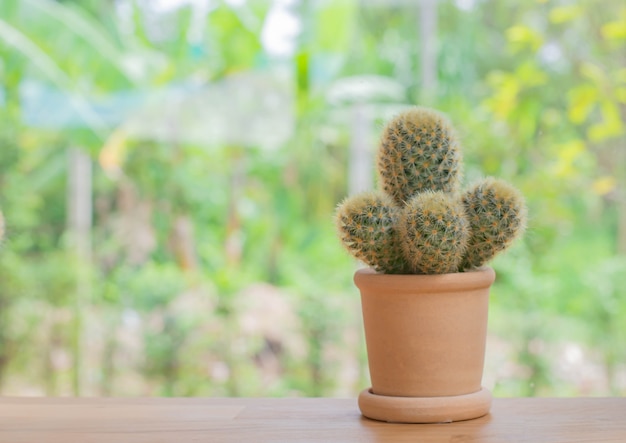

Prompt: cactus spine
xmin=336 ymin=106 xmax=526 ymax=275
xmin=335 ymin=192 xmax=408 ymax=274
xmin=461 ymin=178 xmax=527 ymax=269
xmin=377 ymin=107 xmax=462 ymax=205
xmin=399 ymin=191 xmax=469 ymax=274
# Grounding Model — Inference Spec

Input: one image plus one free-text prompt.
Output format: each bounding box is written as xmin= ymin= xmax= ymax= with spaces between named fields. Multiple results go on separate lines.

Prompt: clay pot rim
xmin=354 ymin=266 xmax=495 ymax=293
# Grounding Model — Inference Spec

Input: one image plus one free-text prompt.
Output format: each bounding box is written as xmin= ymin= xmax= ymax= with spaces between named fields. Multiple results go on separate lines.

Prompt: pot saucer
xmin=358 ymin=387 xmax=492 ymax=423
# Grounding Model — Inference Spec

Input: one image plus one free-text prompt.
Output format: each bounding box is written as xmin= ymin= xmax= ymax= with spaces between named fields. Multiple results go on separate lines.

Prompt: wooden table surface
xmin=1 ymin=396 xmax=625 ymax=442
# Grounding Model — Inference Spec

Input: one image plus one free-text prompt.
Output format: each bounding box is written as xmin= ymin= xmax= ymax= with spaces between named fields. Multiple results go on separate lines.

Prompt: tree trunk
xmin=419 ymin=0 xmax=438 ymax=103
xmin=67 ymin=148 xmax=93 ymax=396
xmin=348 ymin=102 xmax=373 ymax=195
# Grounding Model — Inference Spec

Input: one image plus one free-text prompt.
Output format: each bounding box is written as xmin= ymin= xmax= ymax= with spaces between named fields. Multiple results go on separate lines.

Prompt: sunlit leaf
xmin=552 ymin=140 xmax=586 ymax=178
xmin=515 ymin=61 xmax=547 ymax=87
xmin=560 ymin=140 xmax=585 ymax=161
xmin=208 ymin=4 xmax=264 ymax=74
xmin=484 ymin=71 xmax=520 ymax=119
xmin=592 ymin=176 xmax=617 ymax=196
xmin=587 ymin=100 xmax=624 ymax=142
xmin=567 ymin=84 xmax=598 ymax=124
xmin=506 ymin=25 xmax=543 ymax=52
xmin=601 ymin=21 xmax=626 ymax=40
xmin=99 ymin=129 xmax=128 ymax=177
xmin=580 ymin=62 xmax=607 ymax=85
xmin=549 ymin=5 xmax=582 ymax=24
xmin=601 ymin=7 xmax=626 ymax=40
xmin=516 ymin=99 xmax=541 ymax=140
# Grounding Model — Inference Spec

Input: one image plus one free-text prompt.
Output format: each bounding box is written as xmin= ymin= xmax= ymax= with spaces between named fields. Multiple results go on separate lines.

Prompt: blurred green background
xmin=0 ymin=0 xmax=624 ymax=397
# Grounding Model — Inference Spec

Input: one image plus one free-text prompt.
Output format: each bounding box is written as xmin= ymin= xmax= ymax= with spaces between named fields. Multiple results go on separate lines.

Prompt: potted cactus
xmin=335 ymin=107 xmax=526 ymax=423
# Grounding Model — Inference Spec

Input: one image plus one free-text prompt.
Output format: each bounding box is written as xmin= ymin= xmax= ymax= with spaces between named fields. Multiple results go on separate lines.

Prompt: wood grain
xmin=0 ymin=397 xmax=625 ymax=442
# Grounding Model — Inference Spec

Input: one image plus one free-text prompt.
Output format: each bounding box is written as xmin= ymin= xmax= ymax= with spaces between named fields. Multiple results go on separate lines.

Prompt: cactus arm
xmin=399 ymin=191 xmax=470 ymax=274
xmin=377 ymin=107 xmax=463 ymax=205
xmin=461 ymin=178 xmax=527 ymax=269
xmin=335 ymin=192 xmax=408 ymax=274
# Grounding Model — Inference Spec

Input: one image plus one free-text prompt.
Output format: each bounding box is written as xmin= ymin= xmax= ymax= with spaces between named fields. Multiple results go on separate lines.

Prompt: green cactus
xmin=0 ymin=210 xmax=4 ymax=242
xmin=399 ymin=191 xmax=470 ymax=274
xmin=335 ymin=106 xmax=526 ymax=275
xmin=335 ymin=192 xmax=408 ymax=274
xmin=461 ymin=178 xmax=527 ymax=270
xmin=377 ymin=107 xmax=462 ymax=205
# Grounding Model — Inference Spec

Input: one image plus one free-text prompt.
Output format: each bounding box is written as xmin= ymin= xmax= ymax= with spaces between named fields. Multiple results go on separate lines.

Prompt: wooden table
xmin=2 ymin=397 xmax=625 ymax=442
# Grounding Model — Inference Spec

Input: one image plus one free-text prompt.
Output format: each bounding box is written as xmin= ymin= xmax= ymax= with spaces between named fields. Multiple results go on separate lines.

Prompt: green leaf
xmin=587 ymin=100 xmax=624 ymax=142
xmin=23 ymin=0 xmax=138 ymax=84
xmin=580 ymin=62 xmax=607 ymax=85
xmin=548 ymin=5 xmax=582 ymax=24
xmin=602 ymin=21 xmax=626 ymax=40
xmin=506 ymin=25 xmax=543 ymax=52
xmin=601 ymin=8 xmax=626 ymax=40
xmin=0 ymin=18 xmax=109 ymax=139
xmin=567 ymin=84 xmax=598 ymax=124
xmin=515 ymin=61 xmax=547 ymax=87
xmin=315 ymin=0 xmax=356 ymax=53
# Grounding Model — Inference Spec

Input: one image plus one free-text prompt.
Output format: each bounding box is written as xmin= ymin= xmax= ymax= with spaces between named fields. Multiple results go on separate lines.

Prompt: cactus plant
xmin=336 ymin=106 xmax=526 ymax=275
xmin=399 ymin=191 xmax=470 ymax=274
xmin=335 ymin=192 xmax=408 ymax=274
xmin=461 ymin=178 xmax=527 ymax=270
xmin=377 ymin=107 xmax=462 ymax=206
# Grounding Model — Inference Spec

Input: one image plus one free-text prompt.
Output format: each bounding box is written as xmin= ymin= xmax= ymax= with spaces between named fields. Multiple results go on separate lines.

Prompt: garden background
xmin=0 ymin=0 xmax=625 ymax=397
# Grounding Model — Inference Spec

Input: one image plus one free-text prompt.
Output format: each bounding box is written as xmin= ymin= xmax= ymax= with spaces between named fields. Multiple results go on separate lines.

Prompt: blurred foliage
xmin=0 ymin=0 xmax=624 ymax=397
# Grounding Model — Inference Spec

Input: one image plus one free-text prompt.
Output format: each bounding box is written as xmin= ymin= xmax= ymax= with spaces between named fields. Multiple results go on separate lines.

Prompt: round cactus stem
xmin=377 ymin=107 xmax=462 ymax=205
xmin=398 ymin=191 xmax=470 ymax=274
xmin=461 ymin=178 xmax=527 ymax=269
xmin=335 ymin=192 xmax=408 ymax=274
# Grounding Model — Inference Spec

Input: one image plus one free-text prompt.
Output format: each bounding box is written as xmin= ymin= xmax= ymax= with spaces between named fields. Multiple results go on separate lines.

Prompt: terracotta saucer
xmin=358 ymin=387 xmax=492 ymax=424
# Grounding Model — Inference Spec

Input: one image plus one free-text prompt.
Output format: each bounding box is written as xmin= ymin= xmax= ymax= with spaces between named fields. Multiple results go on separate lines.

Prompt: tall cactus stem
xmin=377 ymin=107 xmax=462 ymax=205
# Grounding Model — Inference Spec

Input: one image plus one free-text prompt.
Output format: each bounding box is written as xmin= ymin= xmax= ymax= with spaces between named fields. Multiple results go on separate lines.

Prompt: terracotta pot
xmin=355 ymin=266 xmax=496 ymax=423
